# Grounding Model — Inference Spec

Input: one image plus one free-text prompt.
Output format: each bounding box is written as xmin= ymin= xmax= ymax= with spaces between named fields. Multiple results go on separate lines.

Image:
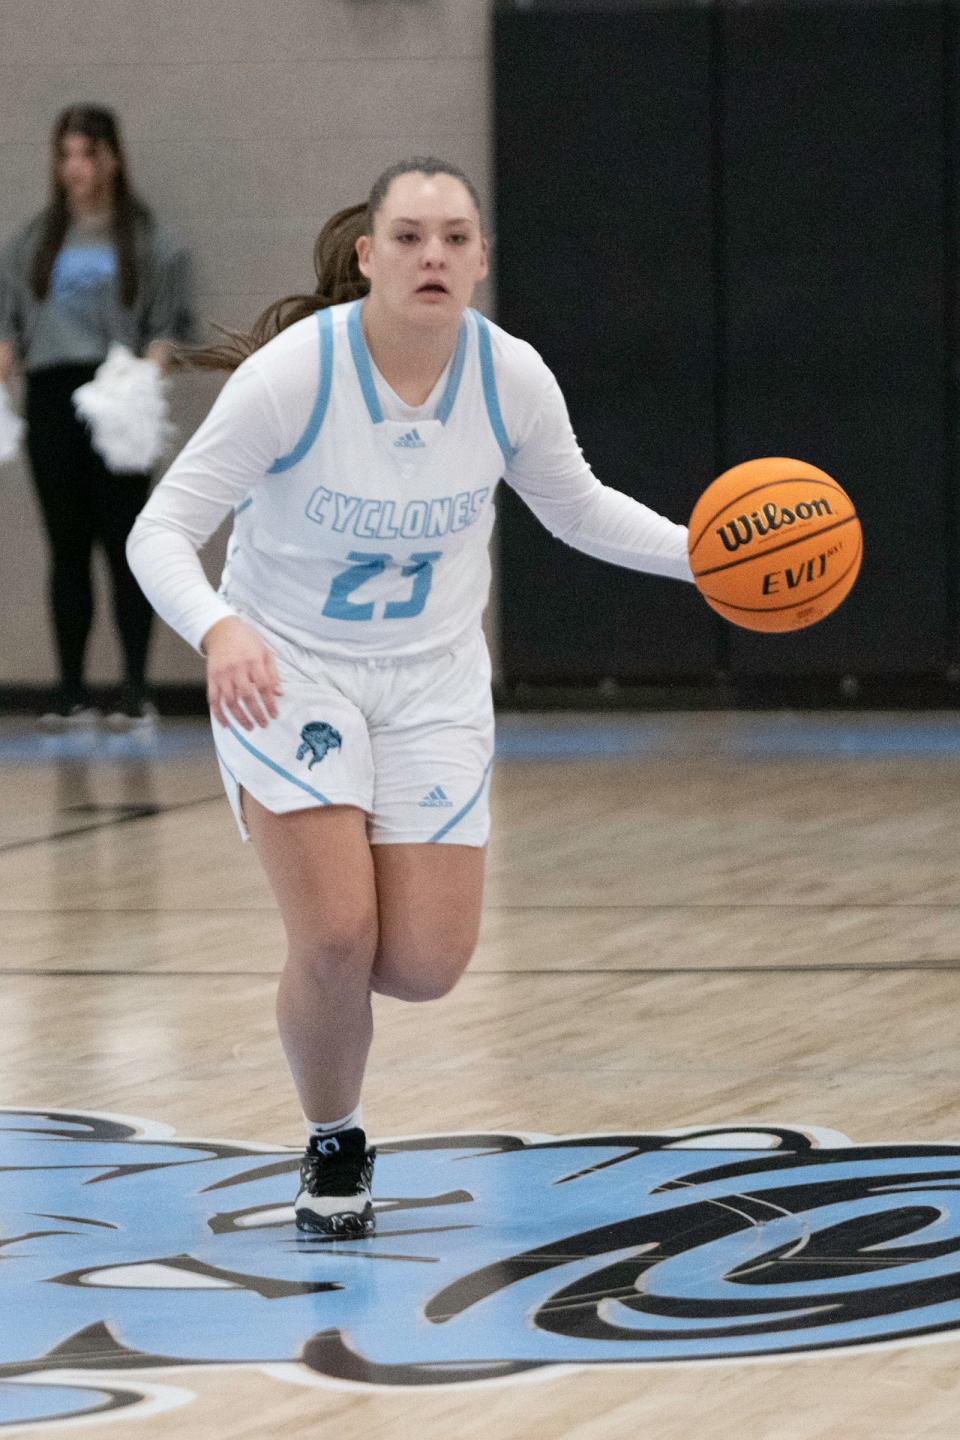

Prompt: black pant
xmin=25 ymin=364 xmax=153 ymax=697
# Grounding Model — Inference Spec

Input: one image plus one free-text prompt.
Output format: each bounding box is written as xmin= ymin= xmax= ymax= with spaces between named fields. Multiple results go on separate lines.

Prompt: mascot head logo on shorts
xmin=6 ymin=1110 xmax=960 ymax=1429
xmin=296 ymin=721 xmax=342 ymax=769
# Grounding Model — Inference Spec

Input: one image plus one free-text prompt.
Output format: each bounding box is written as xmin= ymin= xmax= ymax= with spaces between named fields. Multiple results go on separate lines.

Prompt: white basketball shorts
xmin=210 ymin=621 xmax=494 ymax=847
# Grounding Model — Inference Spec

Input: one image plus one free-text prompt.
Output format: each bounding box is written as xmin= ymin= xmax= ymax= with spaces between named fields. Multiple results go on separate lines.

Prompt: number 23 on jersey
xmin=322 ymin=550 xmax=442 ymax=622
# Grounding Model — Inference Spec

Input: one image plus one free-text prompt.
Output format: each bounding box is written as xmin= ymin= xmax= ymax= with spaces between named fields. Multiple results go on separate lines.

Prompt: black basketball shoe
xmin=104 ymin=685 xmax=158 ymax=731
xmin=294 ymin=1128 xmax=376 ymax=1236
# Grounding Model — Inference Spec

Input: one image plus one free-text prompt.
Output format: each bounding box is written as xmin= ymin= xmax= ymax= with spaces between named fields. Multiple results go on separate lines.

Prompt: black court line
xmin=2 ymin=963 xmax=960 ymax=979
xmin=0 ymin=795 xmax=221 ymax=855
xmin=0 ymin=908 xmax=277 ymax=915
xmin=5 ymin=902 xmax=960 ymax=915
xmin=483 ymin=903 xmax=960 ymax=912
xmin=477 ymin=963 xmax=960 ymax=974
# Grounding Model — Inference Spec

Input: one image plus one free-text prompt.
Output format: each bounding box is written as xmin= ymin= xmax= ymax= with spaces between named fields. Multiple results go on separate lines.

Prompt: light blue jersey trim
xmin=472 ymin=311 xmax=516 ymax=470
xmin=433 ymin=317 xmax=469 ymax=424
xmin=428 ymin=758 xmax=493 ymax=842
xmin=267 ymin=307 xmax=335 ymax=473
xmin=347 ymin=300 xmax=384 ymax=423
xmin=225 ymin=722 xmax=332 ymax=805
xmin=234 ymin=497 xmax=252 ymax=516
xmin=349 ymin=300 xmax=468 ymax=427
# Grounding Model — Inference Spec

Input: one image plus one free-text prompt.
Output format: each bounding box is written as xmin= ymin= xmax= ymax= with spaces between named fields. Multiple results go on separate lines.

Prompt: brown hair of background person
xmin=31 ymin=104 xmax=148 ymax=311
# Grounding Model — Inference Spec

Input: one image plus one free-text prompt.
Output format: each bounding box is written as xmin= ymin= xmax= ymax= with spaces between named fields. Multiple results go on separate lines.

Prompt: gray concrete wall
xmin=0 ymin=0 xmax=492 ymax=687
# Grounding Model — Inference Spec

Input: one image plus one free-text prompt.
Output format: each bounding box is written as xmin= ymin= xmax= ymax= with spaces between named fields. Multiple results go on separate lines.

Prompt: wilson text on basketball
xmin=716 ymin=496 xmax=834 ymax=553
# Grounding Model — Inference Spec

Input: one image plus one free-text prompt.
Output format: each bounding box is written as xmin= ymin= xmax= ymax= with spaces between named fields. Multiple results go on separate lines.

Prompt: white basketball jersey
xmin=128 ymin=300 xmax=692 ymax=660
xmin=222 ymin=301 xmax=512 ymax=658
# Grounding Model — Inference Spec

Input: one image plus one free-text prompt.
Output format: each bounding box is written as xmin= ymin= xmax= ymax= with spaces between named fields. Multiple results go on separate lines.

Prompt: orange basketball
xmin=687 ymin=457 xmax=862 ymax=633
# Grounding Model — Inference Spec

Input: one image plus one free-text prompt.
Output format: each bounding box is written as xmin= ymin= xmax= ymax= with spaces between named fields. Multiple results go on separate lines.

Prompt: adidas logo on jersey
xmin=394 ymin=428 xmax=427 ymax=450
xmin=418 ymin=786 xmax=453 ymax=808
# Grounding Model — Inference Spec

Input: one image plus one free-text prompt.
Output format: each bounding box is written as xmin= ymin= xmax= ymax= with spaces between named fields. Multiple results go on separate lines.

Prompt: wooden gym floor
xmin=2 ymin=708 xmax=960 ymax=1437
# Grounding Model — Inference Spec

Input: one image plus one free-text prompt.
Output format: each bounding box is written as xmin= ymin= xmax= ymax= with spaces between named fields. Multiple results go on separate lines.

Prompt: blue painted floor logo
xmin=4 ymin=1109 xmax=960 ymax=1427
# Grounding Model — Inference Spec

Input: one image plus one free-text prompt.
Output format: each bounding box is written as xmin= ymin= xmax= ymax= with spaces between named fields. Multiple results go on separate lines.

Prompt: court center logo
xmin=5 ymin=1109 xmax=960 ymax=1428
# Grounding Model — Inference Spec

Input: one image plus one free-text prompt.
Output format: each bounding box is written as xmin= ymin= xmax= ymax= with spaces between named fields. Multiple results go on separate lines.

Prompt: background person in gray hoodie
xmin=0 ymin=103 xmax=195 ymax=726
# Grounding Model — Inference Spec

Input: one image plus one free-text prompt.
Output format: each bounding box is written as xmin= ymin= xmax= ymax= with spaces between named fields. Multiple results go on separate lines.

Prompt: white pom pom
xmin=72 ymin=343 xmax=177 ymax=473
xmin=0 ymin=383 xmax=25 ymax=465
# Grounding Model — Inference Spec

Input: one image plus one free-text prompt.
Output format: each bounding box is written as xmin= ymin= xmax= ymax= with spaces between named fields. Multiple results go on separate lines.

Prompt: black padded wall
xmin=721 ymin=2 xmax=949 ymax=676
xmin=494 ymin=1 xmax=719 ymax=683
xmin=494 ymin=0 xmax=956 ymax=689
xmin=948 ymin=0 xmax=960 ymax=667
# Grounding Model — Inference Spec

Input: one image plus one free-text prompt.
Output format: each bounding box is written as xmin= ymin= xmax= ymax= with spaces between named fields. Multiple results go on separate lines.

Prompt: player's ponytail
xmin=181 ymin=157 xmax=482 ymax=372
xmin=183 ymin=203 xmax=368 ymax=371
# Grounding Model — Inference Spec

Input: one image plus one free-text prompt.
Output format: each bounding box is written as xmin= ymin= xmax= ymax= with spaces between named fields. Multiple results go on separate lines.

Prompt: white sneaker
xmin=294 ymin=1128 xmax=376 ymax=1236
xmin=37 ymin=693 xmax=98 ymax=731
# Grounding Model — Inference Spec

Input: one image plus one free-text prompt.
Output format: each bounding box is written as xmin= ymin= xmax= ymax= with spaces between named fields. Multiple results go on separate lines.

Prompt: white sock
xmin=305 ymin=1105 xmax=363 ymax=1140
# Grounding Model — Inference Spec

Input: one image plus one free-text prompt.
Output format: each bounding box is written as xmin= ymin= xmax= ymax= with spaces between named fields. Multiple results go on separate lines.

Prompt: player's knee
xmin=287 ymin=911 xmax=378 ymax=988
xmin=370 ymin=937 xmax=476 ymax=1003
xmin=372 ymin=969 xmax=459 ymax=1003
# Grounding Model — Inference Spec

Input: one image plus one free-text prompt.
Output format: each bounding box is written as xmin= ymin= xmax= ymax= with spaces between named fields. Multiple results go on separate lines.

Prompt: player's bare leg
xmin=242 ymin=793 xmax=379 ymax=1235
xmin=241 ymin=796 xmax=484 ymax=1234
xmin=370 ymin=843 xmax=485 ymax=1002
xmin=241 ymin=793 xmax=378 ymax=1122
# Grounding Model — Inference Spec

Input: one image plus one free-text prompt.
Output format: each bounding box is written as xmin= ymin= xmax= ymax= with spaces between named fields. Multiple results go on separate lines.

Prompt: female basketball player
xmin=127 ymin=158 xmax=694 ymax=1237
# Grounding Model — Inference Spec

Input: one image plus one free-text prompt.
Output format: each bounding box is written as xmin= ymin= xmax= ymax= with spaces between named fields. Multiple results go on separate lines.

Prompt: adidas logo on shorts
xmin=418 ymin=786 xmax=453 ymax=808
xmin=394 ymin=428 xmax=427 ymax=450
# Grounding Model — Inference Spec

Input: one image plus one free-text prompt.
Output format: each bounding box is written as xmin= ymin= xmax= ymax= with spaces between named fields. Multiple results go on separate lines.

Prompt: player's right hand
xmin=202 ymin=616 xmax=283 ymax=731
